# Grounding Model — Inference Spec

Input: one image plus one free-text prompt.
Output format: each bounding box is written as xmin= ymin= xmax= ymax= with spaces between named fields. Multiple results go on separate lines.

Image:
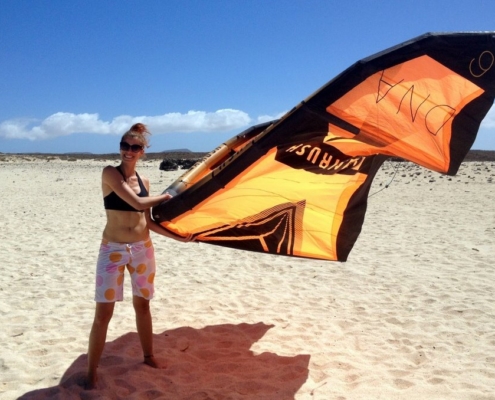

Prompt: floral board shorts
xmin=94 ymin=238 xmax=156 ymax=302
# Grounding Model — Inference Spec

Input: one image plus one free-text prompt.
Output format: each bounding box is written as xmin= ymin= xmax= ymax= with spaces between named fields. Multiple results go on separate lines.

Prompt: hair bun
xmin=130 ymin=123 xmax=149 ymax=135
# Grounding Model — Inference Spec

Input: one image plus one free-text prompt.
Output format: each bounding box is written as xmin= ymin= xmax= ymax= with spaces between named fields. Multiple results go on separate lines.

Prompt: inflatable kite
xmin=153 ymin=32 xmax=495 ymax=261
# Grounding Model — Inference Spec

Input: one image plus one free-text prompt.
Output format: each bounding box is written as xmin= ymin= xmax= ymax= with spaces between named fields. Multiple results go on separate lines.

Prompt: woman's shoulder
xmin=102 ymin=165 xmax=122 ymax=175
xmin=102 ymin=165 xmax=123 ymax=183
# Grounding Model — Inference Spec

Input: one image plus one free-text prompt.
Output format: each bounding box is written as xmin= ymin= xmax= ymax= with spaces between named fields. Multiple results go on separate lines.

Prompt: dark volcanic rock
xmin=159 ymin=159 xmax=179 ymax=171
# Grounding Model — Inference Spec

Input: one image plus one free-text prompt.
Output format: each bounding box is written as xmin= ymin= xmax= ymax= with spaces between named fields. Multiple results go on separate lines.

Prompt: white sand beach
xmin=0 ymin=156 xmax=494 ymax=399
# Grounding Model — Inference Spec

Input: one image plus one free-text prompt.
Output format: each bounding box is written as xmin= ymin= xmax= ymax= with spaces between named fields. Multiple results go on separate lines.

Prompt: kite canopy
xmin=153 ymin=32 xmax=495 ymax=261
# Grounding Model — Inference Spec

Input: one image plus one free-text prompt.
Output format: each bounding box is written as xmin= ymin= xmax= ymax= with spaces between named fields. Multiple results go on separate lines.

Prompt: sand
xmin=0 ymin=156 xmax=494 ymax=399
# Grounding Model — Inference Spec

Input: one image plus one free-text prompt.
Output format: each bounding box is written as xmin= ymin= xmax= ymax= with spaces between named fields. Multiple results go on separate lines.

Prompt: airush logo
xmin=275 ymin=142 xmax=367 ymax=175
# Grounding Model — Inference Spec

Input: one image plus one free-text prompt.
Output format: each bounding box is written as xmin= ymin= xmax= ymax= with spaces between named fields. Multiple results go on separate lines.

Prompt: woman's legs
xmin=86 ymin=302 xmax=115 ymax=389
xmin=133 ymin=295 xmax=161 ymax=368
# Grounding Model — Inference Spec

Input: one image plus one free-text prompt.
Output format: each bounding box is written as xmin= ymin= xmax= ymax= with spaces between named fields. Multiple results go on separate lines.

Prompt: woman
xmin=86 ymin=123 xmax=190 ymax=389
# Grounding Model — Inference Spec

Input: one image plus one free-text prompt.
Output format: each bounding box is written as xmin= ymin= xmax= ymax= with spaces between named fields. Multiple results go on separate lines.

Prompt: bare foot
xmin=143 ymin=355 xmax=165 ymax=369
xmin=84 ymin=372 xmax=98 ymax=390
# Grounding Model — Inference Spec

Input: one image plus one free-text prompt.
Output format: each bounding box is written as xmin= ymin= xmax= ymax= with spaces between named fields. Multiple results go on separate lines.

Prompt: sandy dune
xmin=1 ymin=157 xmax=494 ymax=399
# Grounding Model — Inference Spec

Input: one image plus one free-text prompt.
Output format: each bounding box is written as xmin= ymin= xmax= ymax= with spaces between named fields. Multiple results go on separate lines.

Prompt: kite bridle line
xmin=368 ymin=159 xmax=400 ymax=198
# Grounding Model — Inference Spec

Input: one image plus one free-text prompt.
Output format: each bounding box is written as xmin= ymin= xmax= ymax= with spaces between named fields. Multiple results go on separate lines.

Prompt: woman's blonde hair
xmin=122 ymin=123 xmax=151 ymax=148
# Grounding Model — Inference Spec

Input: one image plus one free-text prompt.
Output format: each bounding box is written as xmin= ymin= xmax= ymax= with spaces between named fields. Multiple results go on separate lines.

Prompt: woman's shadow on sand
xmin=19 ymin=322 xmax=310 ymax=399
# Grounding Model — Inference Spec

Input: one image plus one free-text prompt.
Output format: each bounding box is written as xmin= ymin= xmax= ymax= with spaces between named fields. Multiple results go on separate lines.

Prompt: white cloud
xmin=0 ymin=109 xmax=252 ymax=140
xmin=256 ymin=111 xmax=287 ymax=124
xmin=8 ymin=105 xmax=490 ymax=142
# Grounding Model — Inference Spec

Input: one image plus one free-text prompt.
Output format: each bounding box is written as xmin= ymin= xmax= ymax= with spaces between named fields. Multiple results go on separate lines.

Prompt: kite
xmin=152 ymin=32 xmax=495 ymax=261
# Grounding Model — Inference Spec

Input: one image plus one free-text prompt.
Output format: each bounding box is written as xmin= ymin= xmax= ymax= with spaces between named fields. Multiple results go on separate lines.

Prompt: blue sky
xmin=1 ymin=0 xmax=494 ymax=154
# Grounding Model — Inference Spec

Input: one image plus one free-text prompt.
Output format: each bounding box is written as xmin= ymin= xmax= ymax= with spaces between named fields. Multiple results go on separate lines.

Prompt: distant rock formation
xmin=159 ymin=159 xmax=178 ymax=171
xmin=159 ymin=158 xmax=199 ymax=171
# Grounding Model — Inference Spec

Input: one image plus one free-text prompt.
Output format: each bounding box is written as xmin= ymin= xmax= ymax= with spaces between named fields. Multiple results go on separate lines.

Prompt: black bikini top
xmin=103 ymin=166 xmax=149 ymax=212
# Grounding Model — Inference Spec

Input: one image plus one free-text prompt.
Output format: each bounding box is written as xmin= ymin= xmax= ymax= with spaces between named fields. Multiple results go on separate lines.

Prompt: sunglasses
xmin=120 ymin=141 xmax=144 ymax=153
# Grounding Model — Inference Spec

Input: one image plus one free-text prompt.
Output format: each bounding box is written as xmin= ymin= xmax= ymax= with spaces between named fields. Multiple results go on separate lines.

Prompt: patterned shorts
xmin=94 ymin=238 xmax=156 ymax=302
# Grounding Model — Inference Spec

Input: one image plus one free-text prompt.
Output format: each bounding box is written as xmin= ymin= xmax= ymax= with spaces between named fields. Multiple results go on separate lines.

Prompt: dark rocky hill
xmin=463 ymin=150 xmax=495 ymax=162
xmin=2 ymin=150 xmax=494 ymax=162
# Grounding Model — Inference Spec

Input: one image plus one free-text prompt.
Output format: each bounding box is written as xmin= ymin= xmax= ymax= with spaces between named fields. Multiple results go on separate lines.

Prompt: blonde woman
xmin=86 ymin=123 xmax=190 ymax=389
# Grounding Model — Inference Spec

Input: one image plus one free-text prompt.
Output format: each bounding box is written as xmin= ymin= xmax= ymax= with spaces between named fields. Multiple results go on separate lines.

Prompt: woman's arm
xmin=145 ymin=211 xmax=193 ymax=242
xmin=140 ymin=174 xmax=193 ymax=242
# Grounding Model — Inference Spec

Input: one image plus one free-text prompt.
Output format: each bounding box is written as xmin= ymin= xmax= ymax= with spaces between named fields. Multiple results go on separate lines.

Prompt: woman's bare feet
xmin=84 ymin=355 xmax=162 ymax=390
xmin=143 ymin=354 xmax=164 ymax=369
xmin=84 ymin=372 xmax=98 ymax=390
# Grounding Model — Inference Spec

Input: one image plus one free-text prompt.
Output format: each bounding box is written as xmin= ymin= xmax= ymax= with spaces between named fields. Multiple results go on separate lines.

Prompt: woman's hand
xmin=178 ymin=233 xmax=195 ymax=243
xmin=163 ymin=192 xmax=173 ymax=201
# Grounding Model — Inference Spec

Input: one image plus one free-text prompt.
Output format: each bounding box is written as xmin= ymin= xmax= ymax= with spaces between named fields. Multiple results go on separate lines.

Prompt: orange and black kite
xmin=153 ymin=32 xmax=495 ymax=261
